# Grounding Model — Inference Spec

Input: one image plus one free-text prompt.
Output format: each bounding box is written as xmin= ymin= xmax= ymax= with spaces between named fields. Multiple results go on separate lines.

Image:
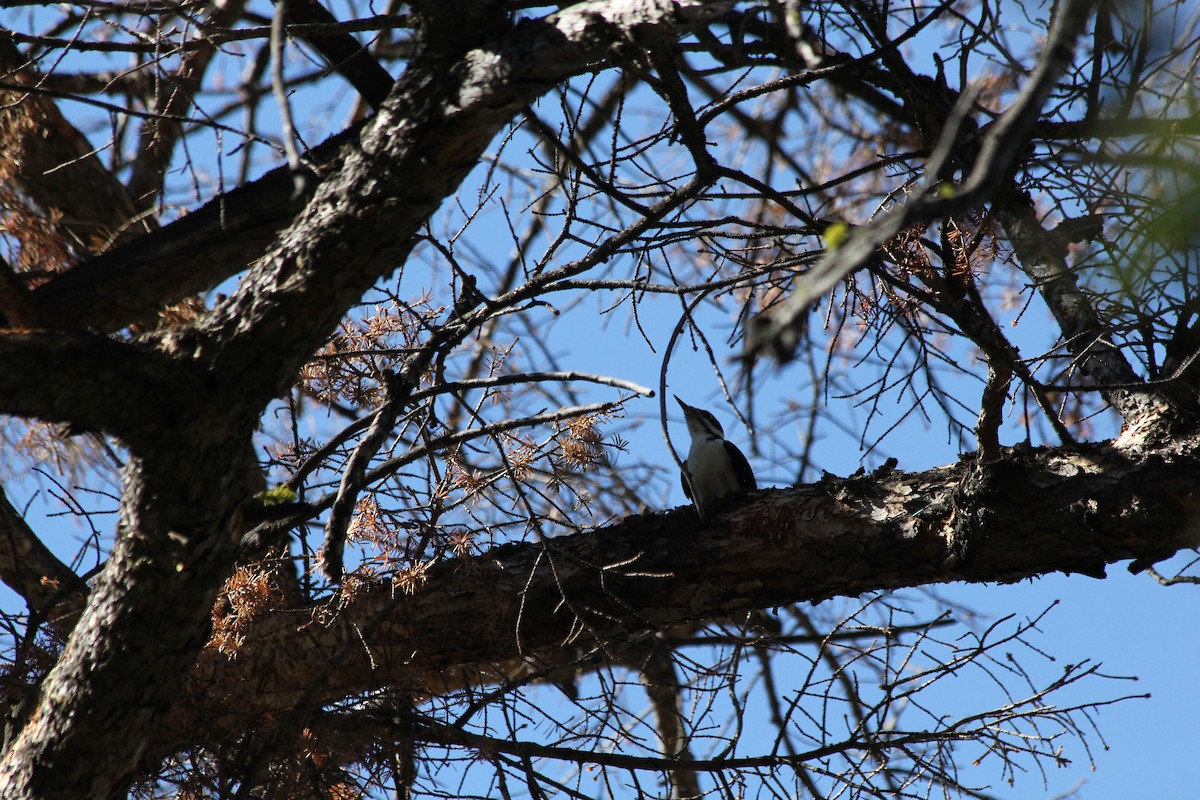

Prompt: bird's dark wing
xmin=724 ymin=442 xmax=757 ymax=491
xmin=680 ymin=459 xmax=693 ymax=500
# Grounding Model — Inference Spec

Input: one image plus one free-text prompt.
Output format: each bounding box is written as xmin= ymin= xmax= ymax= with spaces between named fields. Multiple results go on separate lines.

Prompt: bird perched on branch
xmin=675 ymin=396 xmax=757 ymax=517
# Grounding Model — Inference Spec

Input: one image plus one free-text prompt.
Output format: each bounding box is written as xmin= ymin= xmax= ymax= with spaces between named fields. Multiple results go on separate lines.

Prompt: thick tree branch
xmin=0 ymin=255 xmax=42 ymax=329
xmin=0 ymin=5 xmax=740 ymax=797
xmin=194 ymin=0 xmax=737 ymax=408
xmin=28 ymin=0 xmax=734 ymax=337
xmin=276 ymin=0 xmax=396 ymax=111
xmin=0 ymin=331 xmax=204 ymax=442
xmin=29 ymin=144 xmax=326 ymax=332
xmin=0 ymin=435 xmax=259 ymax=800
xmin=176 ymin=434 xmax=1200 ymax=744
xmin=3 ymin=0 xmax=1196 ymax=796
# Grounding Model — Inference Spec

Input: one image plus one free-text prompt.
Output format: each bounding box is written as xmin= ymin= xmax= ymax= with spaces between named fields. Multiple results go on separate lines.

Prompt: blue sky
xmin=3 ymin=1 xmax=1199 ymax=796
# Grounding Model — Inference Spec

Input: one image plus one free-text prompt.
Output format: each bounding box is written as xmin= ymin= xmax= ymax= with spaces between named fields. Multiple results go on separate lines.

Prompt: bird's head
xmin=675 ymin=396 xmax=724 ymax=440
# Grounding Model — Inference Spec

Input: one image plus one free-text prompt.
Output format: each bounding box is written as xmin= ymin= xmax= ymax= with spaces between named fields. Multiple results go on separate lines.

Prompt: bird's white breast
xmin=687 ymin=437 xmax=741 ymax=502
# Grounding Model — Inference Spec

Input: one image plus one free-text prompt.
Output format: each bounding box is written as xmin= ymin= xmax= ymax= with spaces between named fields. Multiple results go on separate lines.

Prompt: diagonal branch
xmin=0 ymin=487 xmax=87 ymax=630
xmin=125 ymin=0 xmax=249 ymax=212
xmin=319 ymin=370 xmax=407 ymax=580
xmin=0 ymin=330 xmax=202 ymax=442
xmin=992 ymin=187 xmax=1180 ymax=436
xmin=746 ymin=0 xmax=1096 ymax=363
xmin=179 ymin=433 xmax=1200 ymax=743
xmin=0 ymin=33 xmax=148 ymax=255
xmin=271 ymin=0 xmax=396 ymax=111
xmin=194 ymin=0 xmax=738 ymax=408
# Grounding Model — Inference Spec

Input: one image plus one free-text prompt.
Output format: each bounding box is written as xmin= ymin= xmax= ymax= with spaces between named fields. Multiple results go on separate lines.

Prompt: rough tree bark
xmin=0 ymin=2 xmax=738 ymax=797
xmin=1 ymin=0 xmax=1196 ymax=797
xmin=174 ymin=435 xmax=1200 ymax=735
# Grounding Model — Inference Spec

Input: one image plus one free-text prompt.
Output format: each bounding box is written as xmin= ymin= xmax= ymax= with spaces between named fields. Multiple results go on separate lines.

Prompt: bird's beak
xmin=674 ymin=395 xmax=689 ymax=413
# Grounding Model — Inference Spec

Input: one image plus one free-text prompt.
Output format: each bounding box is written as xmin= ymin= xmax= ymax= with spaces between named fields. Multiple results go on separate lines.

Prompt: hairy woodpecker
xmin=675 ymin=396 xmax=757 ymax=516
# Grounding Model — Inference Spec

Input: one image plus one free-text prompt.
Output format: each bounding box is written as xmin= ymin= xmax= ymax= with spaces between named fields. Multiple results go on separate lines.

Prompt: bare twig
xmin=746 ymin=0 xmax=1096 ymax=363
xmin=271 ymin=0 xmax=309 ymax=197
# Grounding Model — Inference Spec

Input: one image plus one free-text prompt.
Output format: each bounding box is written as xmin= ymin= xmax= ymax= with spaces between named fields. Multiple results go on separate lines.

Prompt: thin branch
xmin=271 ymin=0 xmax=308 ymax=196
xmin=259 ymin=401 xmax=622 ymax=535
xmin=5 ymin=16 xmax=412 ymax=54
xmin=319 ymin=370 xmax=406 ymax=580
xmin=126 ymin=0 xmax=248 ymax=211
xmin=746 ymin=0 xmax=1096 ymax=363
xmin=287 ymin=371 xmax=652 ymax=489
